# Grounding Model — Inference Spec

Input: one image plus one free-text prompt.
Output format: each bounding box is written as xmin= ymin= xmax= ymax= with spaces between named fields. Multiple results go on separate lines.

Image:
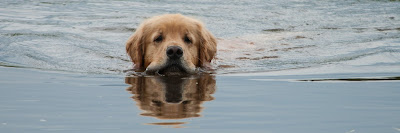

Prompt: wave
xmin=1 ymin=0 xmax=400 ymax=75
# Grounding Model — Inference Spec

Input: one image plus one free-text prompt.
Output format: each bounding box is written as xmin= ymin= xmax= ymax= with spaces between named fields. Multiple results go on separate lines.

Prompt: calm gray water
xmin=1 ymin=67 xmax=400 ymax=133
xmin=1 ymin=0 xmax=400 ymax=133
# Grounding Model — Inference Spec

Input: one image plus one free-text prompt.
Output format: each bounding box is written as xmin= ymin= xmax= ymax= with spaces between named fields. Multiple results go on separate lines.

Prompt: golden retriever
xmin=125 ymin=74 xmax=216 ymax=119
xmin=126 ymin=14 xmax=217 ymax=75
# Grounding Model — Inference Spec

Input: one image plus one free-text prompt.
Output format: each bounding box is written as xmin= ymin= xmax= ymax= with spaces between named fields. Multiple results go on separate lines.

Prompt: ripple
xmin=0 ymin=0 xmax=399 ymax=75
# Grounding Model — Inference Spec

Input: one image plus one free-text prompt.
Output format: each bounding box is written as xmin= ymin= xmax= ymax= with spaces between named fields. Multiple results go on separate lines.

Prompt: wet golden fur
xmin=125 ymin=75 xmax=216 ymax=119
xmin=126 ymin=14 xmax=217 ymax=74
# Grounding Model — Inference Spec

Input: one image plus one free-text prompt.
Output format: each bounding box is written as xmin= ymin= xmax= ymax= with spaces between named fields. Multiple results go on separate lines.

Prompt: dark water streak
xmin=299 ymin=76 xmax=400 ymax=82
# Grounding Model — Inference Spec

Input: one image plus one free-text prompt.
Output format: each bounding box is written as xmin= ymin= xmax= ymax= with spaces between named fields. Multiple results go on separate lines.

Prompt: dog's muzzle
xmin=156 ymin=46 xmax=187 ymax=75
xmin=166 ymin=46 xmax=183 ymax=59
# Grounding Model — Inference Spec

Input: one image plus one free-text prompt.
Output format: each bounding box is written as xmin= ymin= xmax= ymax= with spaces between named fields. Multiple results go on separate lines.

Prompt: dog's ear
xmin=197 ymin=23 xmax=217 ymax=70
xmin=125 ymin=77 xmax=142 ymax=94
xmin=197 ymin=74 xmax=216 ymax=101
xmin=126 ymin=26 xmax=145 ymax=70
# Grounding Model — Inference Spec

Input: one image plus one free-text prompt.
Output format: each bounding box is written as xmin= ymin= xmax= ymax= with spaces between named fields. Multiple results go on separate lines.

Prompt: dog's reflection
xmin=125 ymin=74 xmax=216 ymax=119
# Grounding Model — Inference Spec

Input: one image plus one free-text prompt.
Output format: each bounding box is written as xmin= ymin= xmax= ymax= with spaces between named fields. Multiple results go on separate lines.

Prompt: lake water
xmin=1 ymin=0 xmax=400 ymax=133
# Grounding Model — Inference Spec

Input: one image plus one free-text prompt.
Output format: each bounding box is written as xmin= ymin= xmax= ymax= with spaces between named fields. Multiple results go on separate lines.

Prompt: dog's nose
xmin=166 ymin=46 xmax=183 ymax=59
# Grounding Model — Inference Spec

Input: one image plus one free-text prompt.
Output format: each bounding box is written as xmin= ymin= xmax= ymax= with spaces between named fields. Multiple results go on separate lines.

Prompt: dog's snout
xmin=166 ymin=46 xmax=183 ymax=59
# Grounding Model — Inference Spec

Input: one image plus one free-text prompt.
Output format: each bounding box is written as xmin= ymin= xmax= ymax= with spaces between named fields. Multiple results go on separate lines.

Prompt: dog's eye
xmin=182 ymin=100 xmax=191 ymax=104
xmin=184 ymin=36 xmax=192 ymax=44
xmin=154 ymin=35 xmax=163 ymax=43
xmin=151 ymin=100 xmax=162 ymax=106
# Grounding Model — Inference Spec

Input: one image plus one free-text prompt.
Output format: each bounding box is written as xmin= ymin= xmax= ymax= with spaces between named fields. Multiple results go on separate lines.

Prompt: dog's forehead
xmin=147 ymin=18 xmax=198 ymax=33
xmin=161 ymin=23 xmax=196 ymax=33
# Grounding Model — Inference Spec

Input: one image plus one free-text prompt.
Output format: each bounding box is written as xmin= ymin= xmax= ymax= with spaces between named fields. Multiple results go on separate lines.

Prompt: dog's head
xmin=125 ymin=75 xmax=216 ymax=119
xmin=126 ymin=14 xmax=217 ymax=75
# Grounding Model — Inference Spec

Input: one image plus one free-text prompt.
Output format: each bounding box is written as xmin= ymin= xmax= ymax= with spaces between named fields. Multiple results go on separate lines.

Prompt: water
xmin=1 ymin=67 xmax=400 ymax=133
xmin=1 ymin=0 xmax=399 ymax=74
xmin=1 ymin=0 xmax=400 ymax=132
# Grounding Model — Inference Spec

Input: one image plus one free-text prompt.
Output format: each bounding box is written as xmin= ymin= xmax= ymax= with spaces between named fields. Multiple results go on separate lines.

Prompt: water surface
xmin=1 ymin=0 xmax=399 ymax=74
xmin=1 ymin=67 xmax=400 ymax=133
xmin=1 ymin=0 xmax=400 ymax=133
